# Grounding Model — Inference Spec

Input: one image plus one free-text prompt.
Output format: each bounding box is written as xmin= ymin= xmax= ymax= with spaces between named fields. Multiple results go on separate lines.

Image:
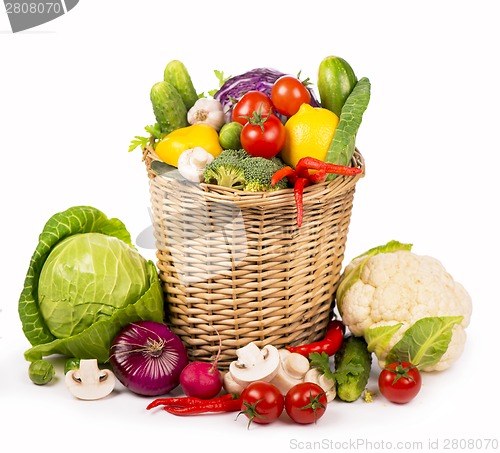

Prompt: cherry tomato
xmin=240 ymin=113 xmax=285 ymax=158
xmin=239 ymin=381 xmax=284 ymax=427
xmin=378 ymin=361 xmax=422 ymax=404
xmin=232 ymin=91 xmax=273 ymax=125
xmin=271 ymin=75 xmax=311 ymax=117
xmin=285 ymin=382 xmax=327 ymax=424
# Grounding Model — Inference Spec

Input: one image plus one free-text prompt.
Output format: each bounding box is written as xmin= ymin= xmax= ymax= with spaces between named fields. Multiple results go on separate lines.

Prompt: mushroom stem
xmin=65 ymin=359 xmax=115 ymax=400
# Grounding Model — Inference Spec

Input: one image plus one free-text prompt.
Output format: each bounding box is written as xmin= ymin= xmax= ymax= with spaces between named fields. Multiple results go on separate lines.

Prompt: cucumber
xmin=334 ymin=335 xmax=372 ymax=402
xmin=317 ymin=56 xmax=357 ymax=117
xmin=164 ymin=60 xmax=199 ymax=111
xmin=325 ymin=77 xmax=371 ymax=172
xmin=150 ymin=81 xmax=188 ymax=135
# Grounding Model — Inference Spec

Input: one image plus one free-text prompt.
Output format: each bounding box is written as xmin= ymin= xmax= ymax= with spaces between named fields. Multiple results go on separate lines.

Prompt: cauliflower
xmin=336 ymin=241 xmax=472 ymax=372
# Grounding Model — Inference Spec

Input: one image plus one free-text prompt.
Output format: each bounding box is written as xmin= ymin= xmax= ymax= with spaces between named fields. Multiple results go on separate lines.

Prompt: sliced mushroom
xmin=305 ymin=368 xmax=337 ymax=402
xmin=229 ymin=342 xmax=280 ymax=386
xmin=222 ymin=370 xmax=246 ymax=395
xmin=271 ymin=349 xmax=310 ymax=395
xmin=65 ymin=359 xmax=115 ymax=400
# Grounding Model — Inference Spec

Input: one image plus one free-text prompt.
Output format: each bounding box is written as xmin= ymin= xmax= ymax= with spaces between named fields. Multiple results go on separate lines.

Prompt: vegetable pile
xmin=17 ymin=53 xmax=473 ymax=429
xmin=130 ymin=56 xmax=369 ymax=227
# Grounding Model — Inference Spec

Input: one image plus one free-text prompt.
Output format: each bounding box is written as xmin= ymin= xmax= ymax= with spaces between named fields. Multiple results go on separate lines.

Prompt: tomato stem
xmin=384 ymin=361 xmax=418 ymax=384
xmin=237 ymin=398 xmax=268 ymax=429
xmin=241 ymin=103 xmax=271 ymax=133
xmin=299 ymin=390 xmax=327 ymax=424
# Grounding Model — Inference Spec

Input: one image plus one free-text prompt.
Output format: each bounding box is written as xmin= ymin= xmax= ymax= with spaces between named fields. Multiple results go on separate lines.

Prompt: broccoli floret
xmin=203 ymin=149 xmax=250 ymax=189
xmin=241 ymin=156 xmax=288 ymax=192
xmin=203 ymin=149 xmax=289 ymax=192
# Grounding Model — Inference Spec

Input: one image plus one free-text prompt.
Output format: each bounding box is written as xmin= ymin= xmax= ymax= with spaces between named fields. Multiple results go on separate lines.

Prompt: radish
xmin=179 ymin=331 xmax=223 ymax=399
xmin=180 ymin=361 xmax=223 ymax=399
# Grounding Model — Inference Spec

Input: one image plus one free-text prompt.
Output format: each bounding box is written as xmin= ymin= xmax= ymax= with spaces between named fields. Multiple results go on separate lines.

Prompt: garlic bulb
xmin=187 ymin=98 xmax=226 ymax=131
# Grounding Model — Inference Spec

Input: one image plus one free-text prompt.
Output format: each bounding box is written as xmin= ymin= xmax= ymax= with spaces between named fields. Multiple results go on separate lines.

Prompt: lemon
xmin=281 ymin=104 xmax=339 ymax=168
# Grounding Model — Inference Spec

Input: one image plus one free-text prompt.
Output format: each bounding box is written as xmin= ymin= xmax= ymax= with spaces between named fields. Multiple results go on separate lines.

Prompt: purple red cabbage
xmin=214 ymin=68 xmax=320 ymax=121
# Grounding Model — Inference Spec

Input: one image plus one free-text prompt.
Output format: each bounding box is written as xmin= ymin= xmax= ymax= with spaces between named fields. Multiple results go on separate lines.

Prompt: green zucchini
xmin=150 ymin=81 xmax=188 ymax=135
xmin=317 ymin=56 xmax=357 ymax=117
xmin=334 ymin=335 xmax=372 ymax=402
xmin=164 ymin=60 xmax=199 ymax=111
xmin=325 ymin=77 xmax=371 ymax=172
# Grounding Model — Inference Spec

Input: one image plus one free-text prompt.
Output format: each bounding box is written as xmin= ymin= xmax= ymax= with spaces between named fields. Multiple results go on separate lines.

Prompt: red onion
xmin=110 ymin=321 xmax=189 ymax=396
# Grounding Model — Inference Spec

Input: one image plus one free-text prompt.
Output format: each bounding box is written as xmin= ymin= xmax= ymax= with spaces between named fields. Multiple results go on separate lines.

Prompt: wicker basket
xmin=143 ymin=145 xmax=364 ymax=368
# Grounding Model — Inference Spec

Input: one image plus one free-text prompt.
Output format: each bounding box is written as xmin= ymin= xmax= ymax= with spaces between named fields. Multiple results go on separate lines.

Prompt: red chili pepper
xmin=163 ymin=395 xmax=242 ymax=416
xmin=294 ymin=177 xmax=310 ymax=228
xmin=271 ymin=166 xmax=297 ymax=186
xmin=147 ymin=393 xmax=235 ymax=410
xmin=271 ymin=157 xmax=361 ymax=227
xmin=286 ymin=320 xmax=345 ymax=357
xmin=307 ymin=168 xmax=327 ymax=184
xmin=296 ymin=156 xmax=362 ymax=177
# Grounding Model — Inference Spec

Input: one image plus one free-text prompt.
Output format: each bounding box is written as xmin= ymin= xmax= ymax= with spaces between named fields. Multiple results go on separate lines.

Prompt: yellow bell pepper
xmin=155 ymin=124 xmax=223 ymax=167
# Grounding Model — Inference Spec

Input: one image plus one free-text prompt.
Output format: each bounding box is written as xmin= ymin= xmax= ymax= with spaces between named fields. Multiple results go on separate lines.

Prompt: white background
xmin=1 ymin=1 xmax=499 ymax=452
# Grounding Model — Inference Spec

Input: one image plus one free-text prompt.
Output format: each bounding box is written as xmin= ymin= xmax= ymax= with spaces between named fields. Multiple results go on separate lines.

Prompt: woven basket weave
xmin=143 ymin=145 xmax=364 ymax=368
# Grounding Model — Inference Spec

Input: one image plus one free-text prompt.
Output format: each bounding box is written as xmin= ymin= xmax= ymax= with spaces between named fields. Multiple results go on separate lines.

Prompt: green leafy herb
xmin=308 ymin=352 xmax=335 ymax=381
xmin=207 ymin=69 xmax=231 ymax=97
xmin=333 ymin=362 xmax=366 ymax=385
xmin=128 ymin=123 xmax=164 ymax=152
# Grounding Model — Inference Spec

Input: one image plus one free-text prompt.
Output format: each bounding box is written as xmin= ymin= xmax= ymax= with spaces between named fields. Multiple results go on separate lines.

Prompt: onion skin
xmin=110 ymin=321 xmax=189 ymax=396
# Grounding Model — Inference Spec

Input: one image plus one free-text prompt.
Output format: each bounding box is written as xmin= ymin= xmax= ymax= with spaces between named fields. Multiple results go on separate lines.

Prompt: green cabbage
xmin=18 ymin=206 xmax=164 ymax=363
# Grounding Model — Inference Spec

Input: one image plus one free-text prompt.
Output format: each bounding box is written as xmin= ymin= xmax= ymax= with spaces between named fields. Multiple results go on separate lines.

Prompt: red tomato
xmin=232 ymin=91 xmax=273 ymax=125
xmin=271 ymin=75 xmax=311 ymax=117
xmin=240 ymin=113 xmax=285 ymax=158
xmin=378 ymin=361 xmax=422 ymax=404
xmin=239 ymin=381 xmax=284 ymax=427
xmin=285 ymin=382 xmax=327 ymax=424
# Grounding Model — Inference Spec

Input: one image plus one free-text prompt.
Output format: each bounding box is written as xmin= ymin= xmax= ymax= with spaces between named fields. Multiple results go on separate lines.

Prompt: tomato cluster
xmin=231 ymin=76 xmax=311 ymax=159
xmin=239 ymin=380 xmax=328 ymax=427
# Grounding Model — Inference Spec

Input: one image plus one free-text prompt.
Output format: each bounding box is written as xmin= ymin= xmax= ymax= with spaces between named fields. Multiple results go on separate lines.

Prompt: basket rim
xmin=143 ymin=145 xmax=365 ymax=199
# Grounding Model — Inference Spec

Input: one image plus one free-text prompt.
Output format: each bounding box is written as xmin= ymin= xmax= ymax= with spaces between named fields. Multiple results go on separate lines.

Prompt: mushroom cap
xmin=229 ymin=343 xmax=280 ymax=386
xmin=279 ymin=349 xmax=310 ymax=379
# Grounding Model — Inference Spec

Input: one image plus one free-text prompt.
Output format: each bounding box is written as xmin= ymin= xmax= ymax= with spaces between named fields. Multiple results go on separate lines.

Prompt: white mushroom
xmin=222 ymin=370 xmax=246 ymax=395
xmin=177 ymin=147 xmax=215 ymax=183
xmin=271 ymin=349 xmax=310 ymax=395
xmin=229 ymin=342 xmax=280 ymax=387
xmin=304 ymin=368 xmax=337 ymax=402
xmin=65 ymin=359 xmax=115 ymax=400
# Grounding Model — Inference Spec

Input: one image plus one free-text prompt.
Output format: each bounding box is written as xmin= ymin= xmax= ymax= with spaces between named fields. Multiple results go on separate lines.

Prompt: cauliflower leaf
xmin=386 ymin=316 xmax=463 ymax=369
xmin=365 ymin=323 xmax=403 ymax=358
